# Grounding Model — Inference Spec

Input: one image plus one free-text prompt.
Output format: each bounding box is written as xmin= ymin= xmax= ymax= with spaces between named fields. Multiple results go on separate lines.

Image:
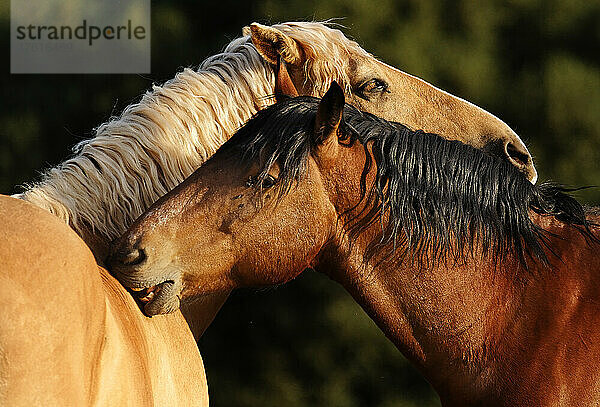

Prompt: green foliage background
xmin=1 ymin=1 xmax=598 ymax=406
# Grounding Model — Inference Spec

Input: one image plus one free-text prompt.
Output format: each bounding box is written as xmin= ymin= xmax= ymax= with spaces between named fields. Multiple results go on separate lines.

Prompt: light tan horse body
xmin=0 ymin=196 xmax=208 ymax=406
xmin=7 ymin=22 xmax=536 ymax=403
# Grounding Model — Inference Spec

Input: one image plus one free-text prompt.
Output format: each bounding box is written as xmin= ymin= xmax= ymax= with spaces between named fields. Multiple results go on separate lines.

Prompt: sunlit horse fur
xmin=5 ymin=21 xmax=537 ymax=405
xmin=0 ymin=196 xmax=208 ymax=406
xmin=112 ymin=83 xmax=600 ymax=406
xmin=19 ymin=21 xmax=536 ymax=336
xmin=20 ymin=22 xmax=536 ymax=262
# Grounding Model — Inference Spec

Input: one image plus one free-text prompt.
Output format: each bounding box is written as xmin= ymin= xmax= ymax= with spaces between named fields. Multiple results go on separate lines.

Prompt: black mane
xmin=223 ymin=96 xmax=596 ymax=266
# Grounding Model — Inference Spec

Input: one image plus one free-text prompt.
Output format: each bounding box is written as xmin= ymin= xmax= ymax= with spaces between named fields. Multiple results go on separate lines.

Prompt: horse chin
xmin=138 ymin=279 xmax=183 ymax=316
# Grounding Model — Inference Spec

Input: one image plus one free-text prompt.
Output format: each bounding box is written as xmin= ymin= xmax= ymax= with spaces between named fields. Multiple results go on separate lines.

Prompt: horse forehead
xmin=346 ymin=53 xmax=382 ymax=77
xmin=278 ymin=22 xmax=368 ymax=59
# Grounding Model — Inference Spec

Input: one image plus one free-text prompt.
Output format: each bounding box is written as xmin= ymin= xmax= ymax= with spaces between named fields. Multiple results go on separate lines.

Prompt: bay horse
xmin=17 ymin=21 xmax=536 ymax=340
xmin=111 ymin=83 xmax=600 ymax=406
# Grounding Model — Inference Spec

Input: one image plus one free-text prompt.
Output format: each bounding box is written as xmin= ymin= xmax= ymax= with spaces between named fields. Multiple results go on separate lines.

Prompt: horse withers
xmin=111 ymin=83 xmax=600 ymax=406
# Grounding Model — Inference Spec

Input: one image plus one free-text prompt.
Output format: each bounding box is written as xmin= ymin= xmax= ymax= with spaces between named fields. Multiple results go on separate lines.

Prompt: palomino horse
xmin=111 ymin=83 xmax=600 ymax=406
xmin=18 ymin=22 xmax=537 ymax=336
xmin=0 ymin=195 xmax=208 ymax=406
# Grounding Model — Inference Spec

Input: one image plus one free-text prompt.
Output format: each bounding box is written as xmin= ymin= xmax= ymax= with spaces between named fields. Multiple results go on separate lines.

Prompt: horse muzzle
xmin=108 ymin=241 xmax=183 ymax=316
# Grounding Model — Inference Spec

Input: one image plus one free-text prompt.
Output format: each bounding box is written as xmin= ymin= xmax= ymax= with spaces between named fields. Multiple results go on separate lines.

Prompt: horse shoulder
xmin=517 ymin=213 xmax=600 ymax=403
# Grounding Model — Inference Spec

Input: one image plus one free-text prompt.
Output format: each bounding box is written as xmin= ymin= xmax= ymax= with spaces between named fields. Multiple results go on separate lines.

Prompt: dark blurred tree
xmin=1 ymin=1 xmax=598 ymax=406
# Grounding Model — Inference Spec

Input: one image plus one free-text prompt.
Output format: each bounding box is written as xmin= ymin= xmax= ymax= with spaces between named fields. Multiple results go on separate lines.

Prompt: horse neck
xmin=319 ymin=215 xmax=600 ymax=405
xmin=20 ymin=44 xmax=274 ymax=262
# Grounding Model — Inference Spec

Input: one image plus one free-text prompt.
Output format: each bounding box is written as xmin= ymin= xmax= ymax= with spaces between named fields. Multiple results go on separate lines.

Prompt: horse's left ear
xmin=249 ymin=23 xmax=302 ymax=66
xmin=314 ymin=81 xmax=345 ymax=146
xmin=250 ymin=23 xmax=302 ymax=99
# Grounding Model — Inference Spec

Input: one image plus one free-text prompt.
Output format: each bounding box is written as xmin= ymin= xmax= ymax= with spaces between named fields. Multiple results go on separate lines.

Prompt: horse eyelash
xmin=355 ymin=79 xmax=389 ymax=101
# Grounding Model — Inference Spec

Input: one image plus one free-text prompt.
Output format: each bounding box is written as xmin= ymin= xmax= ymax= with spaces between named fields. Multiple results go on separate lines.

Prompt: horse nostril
xmin=483 ymin=139 xmax=537 ymax=183
xmin=120 ymin=248 xmax=147 ymax=266
xmin=505 ymin=142 xmax=530 ymax=168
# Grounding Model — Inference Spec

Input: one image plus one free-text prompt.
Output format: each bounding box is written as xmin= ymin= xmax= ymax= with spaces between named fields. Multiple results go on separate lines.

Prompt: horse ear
xmin=249 ymin=23 xmax=302 ymax=66
xmin=275 ymin=58 xmax=299 ymax=98
xmin=314 ymin=82 xmax=345 ymax=145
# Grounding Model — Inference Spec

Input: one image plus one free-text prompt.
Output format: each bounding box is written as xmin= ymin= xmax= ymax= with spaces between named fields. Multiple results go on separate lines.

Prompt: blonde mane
xmin=19 ymin=22 xmax=365 ymax=243
xmin=273 ymin=22 xmax=370 ymax=95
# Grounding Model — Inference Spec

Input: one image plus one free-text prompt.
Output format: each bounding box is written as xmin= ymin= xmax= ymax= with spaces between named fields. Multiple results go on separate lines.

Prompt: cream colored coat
xmin=0 ymin=196 xmax=208 ymax=406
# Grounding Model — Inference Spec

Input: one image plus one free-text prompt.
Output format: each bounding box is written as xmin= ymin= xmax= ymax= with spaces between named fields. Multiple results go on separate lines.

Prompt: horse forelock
xmin=20 ymin=35 xmax=274 ymax=241
xmin=273 ymin=21 xmax=371 ymax=96
xmin=228 ymin=96 xmax=594 ymax=269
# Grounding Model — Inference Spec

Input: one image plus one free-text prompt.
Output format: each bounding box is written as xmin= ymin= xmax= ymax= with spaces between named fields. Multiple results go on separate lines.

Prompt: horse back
xmin=0 ymin=195 xmax=105 ymax=405
xmin=0 ymin=195 xmax=208 ymax=406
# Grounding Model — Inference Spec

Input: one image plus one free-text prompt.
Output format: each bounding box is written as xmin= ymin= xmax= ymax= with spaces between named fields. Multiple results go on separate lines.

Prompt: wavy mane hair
xmin=225 ymin=96 xmax=596 ymax=266
xmin=18 ymin=22 xmax=367 ymax=242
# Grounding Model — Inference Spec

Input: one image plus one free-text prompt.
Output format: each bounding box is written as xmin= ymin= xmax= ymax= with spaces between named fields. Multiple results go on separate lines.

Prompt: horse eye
xmin=356 ymin=78 xmax=388 ymax=100
xmin=246 ymin=174 xmax=277 ymax=189
xmin=260 ymin=174 xmax=277 ymax=189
